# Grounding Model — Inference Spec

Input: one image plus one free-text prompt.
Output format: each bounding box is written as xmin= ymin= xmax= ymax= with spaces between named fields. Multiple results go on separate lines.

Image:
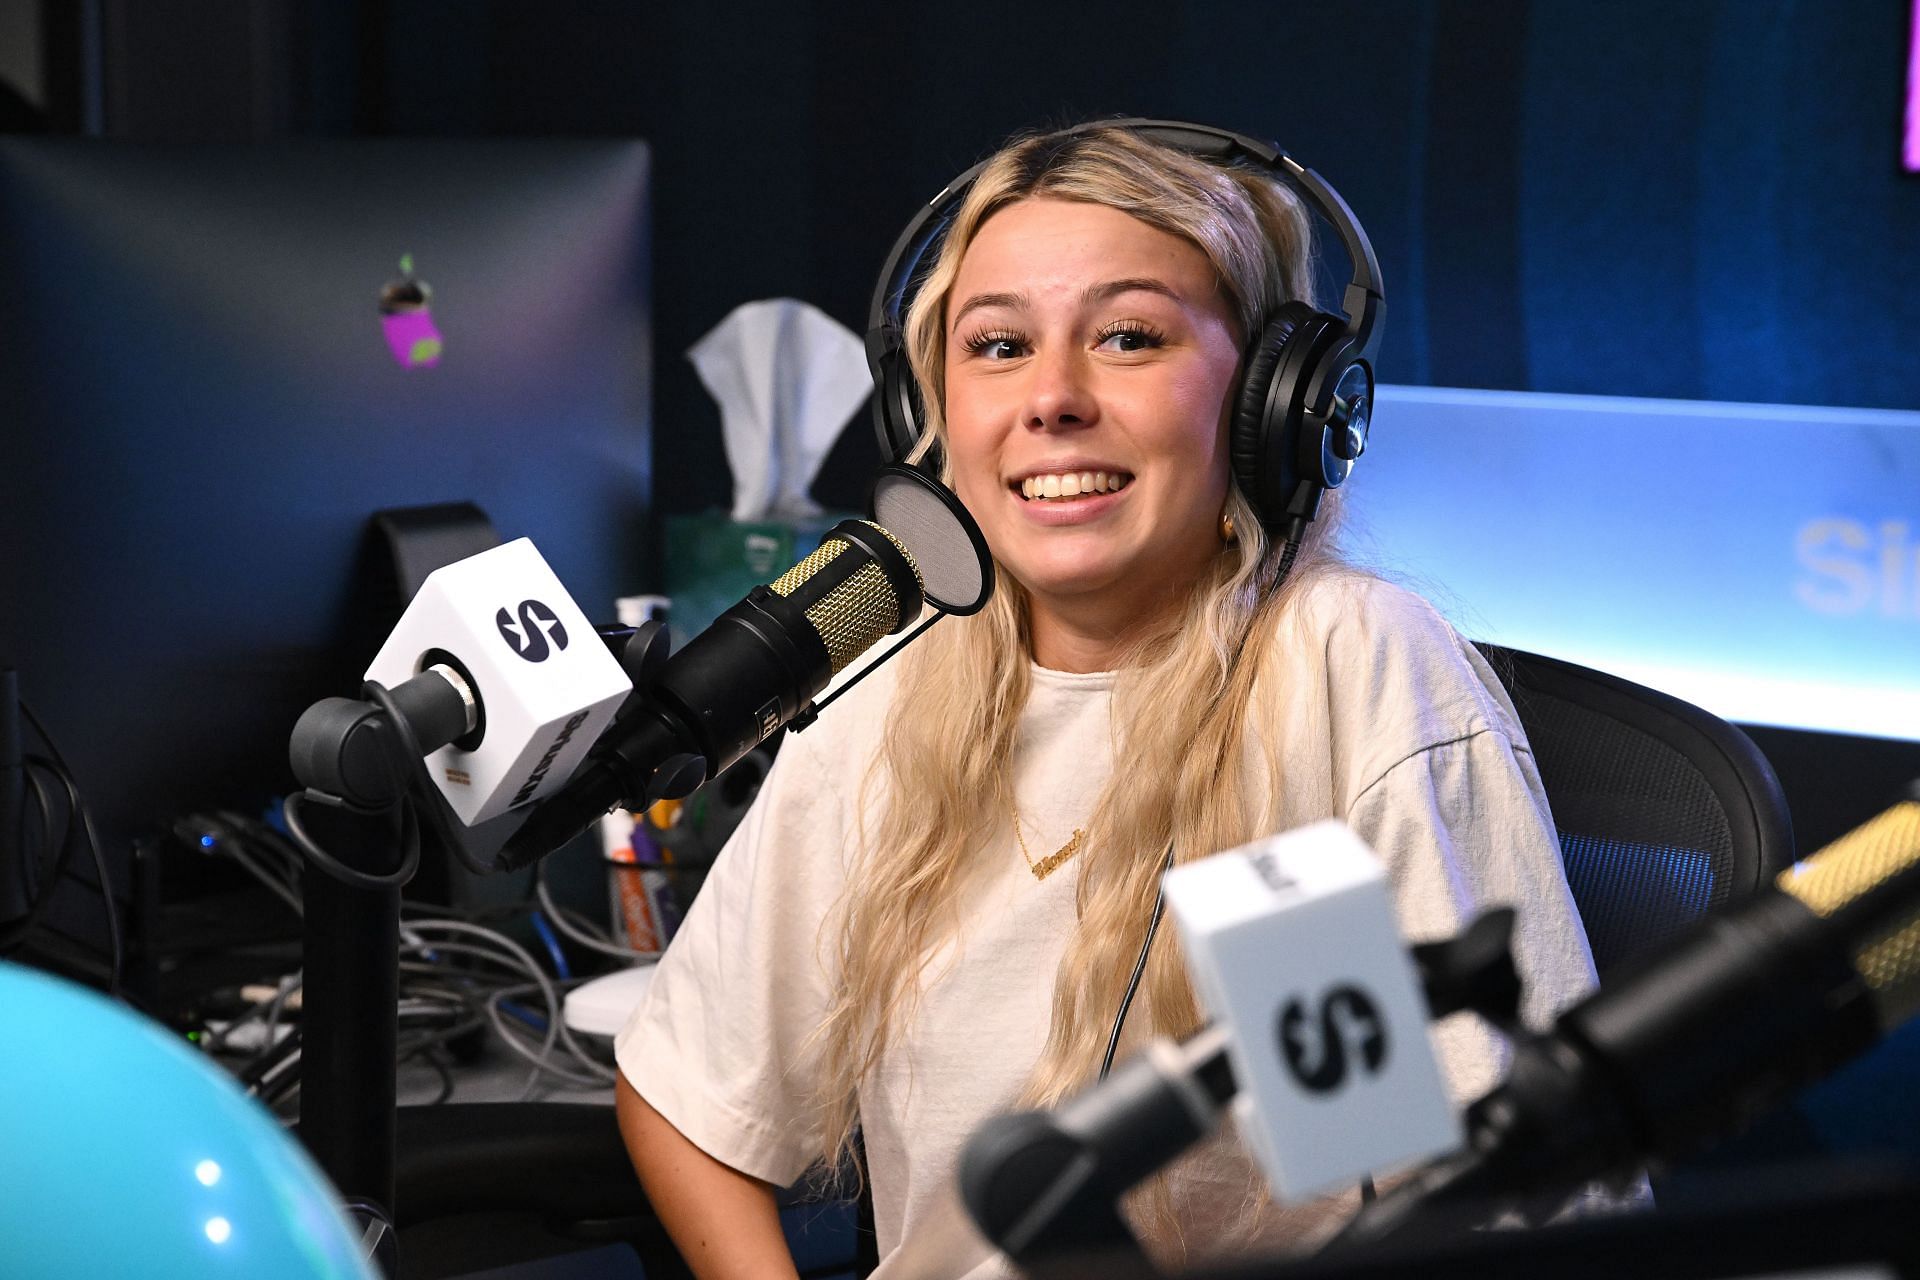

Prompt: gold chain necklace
xmin=1011 ymin=808 xmax=1086 ymax=882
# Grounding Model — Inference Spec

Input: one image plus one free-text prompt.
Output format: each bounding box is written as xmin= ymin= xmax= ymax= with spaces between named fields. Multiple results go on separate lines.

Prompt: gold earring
xmin=1220 ymin=510 xmax=1237 ymax=543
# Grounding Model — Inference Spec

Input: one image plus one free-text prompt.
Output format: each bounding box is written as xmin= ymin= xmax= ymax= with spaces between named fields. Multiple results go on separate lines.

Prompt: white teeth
xmin=1018 ymin=470 xmax=1133 ymax=501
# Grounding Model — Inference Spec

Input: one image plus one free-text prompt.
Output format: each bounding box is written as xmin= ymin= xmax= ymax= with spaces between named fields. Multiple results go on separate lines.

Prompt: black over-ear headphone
xmin=864 ymin=118 xmax=1385 ymax=547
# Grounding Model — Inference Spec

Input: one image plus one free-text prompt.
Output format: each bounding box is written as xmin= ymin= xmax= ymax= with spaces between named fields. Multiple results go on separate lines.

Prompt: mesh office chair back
xmin=1475 ymin=644 xmax=1797 ymax=978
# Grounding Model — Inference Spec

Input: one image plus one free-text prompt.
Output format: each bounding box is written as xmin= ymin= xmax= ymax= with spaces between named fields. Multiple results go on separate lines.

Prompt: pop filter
xmin=870 ymin=462 xmax=994 ymax=615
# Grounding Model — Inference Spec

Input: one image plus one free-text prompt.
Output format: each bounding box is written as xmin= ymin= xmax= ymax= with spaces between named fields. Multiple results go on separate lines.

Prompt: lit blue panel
xmin=1350 ymin=386 xmax=1920 ymax=741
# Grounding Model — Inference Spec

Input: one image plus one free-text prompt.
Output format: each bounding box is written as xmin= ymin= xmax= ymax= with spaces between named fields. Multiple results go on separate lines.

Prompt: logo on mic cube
xmin=1279 ymin=983 xmax=1388 ymax=1093
xmin=497 ymin=599 xmax=569 ymax=662
xmin=1162 ymin=822 xmax=1461 ymax=1202
xmin=364 ymin=539 xmax=631 ymax=826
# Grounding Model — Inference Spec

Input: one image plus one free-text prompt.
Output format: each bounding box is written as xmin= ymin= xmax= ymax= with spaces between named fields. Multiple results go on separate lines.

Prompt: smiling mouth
xmin=1014 ymin=470 xmax=1134 ymax=501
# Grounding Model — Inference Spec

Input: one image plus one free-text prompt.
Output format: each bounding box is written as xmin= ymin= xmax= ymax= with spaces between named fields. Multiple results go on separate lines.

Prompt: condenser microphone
xmin=1347 ymin=784 xmax=1920 ymax=1245
xmin=496 ymin=518 xmax=926 ymax=870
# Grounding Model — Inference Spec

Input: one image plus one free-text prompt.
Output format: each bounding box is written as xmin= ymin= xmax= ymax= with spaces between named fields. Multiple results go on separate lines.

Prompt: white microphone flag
xmin=1162 ymin=821 xmax=1462 ymax=1202
xmin=364 ymin=538 xmax=631 ymax=826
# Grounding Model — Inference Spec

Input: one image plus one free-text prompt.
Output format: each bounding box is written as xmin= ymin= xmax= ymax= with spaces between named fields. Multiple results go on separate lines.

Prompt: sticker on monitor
xmin=378 ymin=253 xmax=444 ymax=369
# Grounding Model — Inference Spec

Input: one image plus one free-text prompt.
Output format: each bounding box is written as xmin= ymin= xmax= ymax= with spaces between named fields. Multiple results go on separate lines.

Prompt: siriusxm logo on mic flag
xmin=1162 ymin=822 xmax=1460 ymax=1202
xmin=1279 ymin=984 xmax=1389 ymax=1093
xmin=497 ymin=599 xmax=569 ymax=662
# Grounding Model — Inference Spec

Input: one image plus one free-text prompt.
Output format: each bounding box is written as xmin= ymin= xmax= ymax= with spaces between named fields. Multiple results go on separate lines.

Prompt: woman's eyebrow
xmin=1081 ymin=277 xmax=1183 ymax=307
xmin=950 ymin=277 xmax=1184 ymax=334
xmin=950 ymin=290 xmax=1027 ymax=331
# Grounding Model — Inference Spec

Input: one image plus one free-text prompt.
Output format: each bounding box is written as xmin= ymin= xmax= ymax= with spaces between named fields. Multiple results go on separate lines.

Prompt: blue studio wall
xmin=291 ymin=0 xmax=1920 ymax=510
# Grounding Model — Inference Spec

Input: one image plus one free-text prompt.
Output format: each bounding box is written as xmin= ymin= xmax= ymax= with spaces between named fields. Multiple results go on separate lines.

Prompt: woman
xmin=614 ymin=122 xmax=1597 ymax=1277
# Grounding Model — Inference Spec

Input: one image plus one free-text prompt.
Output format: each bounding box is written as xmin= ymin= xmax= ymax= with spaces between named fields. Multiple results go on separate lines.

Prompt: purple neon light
xmin=1909 ymin=0 xmax=1920 ymax=171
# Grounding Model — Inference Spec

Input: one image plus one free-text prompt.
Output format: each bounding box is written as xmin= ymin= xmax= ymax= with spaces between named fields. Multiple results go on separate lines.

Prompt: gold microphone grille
xmin=1777 ymin=801 xmax=1920 ymax=918
xmin=805 ymin=561 xmax=899 ymax=673
xmin=769 ymin=538 xmax=847 ymax=597
xmin=1857 ymin=918 xmax=1920 ymax=1027
xmin=767 ymin=524 xmax=918 ymax=675
xmin=1777 ymin=799 xmax=1920 ymax=1023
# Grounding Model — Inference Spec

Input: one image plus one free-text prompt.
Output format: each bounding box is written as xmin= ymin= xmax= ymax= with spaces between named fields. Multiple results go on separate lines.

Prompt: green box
xmin=663 ymin=510 xmax=853 ymax=643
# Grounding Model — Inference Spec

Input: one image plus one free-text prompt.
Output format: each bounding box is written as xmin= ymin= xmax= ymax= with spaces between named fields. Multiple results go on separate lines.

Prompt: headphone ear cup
xmin=1233 ymin=303 xmax=1363 ymax=537
xmin=870 ymin=329 xmax=928 ymax=463
xmin=1229 ymin=308 xmax=1302 ymax=509
xmin=1231 ymin=303 xmax=1333 ymax=531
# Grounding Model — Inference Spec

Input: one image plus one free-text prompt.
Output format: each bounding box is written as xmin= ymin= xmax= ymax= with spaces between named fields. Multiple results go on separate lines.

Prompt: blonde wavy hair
xmin=811 ymin=123 xmax=1356 ymax=1249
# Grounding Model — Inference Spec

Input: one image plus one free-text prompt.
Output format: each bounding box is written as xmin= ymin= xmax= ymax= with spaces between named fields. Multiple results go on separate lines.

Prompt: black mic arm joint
xmin=289 ymin=664 xmax=478 ymax=809
xmin=1412 ymin=905 xmax=1524 ymax=1034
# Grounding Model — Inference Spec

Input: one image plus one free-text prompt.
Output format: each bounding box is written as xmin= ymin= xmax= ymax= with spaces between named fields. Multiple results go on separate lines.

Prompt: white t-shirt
xmin=615 ymin=575 xmax=1599 ymax=1276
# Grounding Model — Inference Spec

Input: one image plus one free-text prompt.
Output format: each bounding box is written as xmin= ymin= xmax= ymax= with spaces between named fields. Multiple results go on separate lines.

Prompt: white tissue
xmin=687 ymin=298 xmax=873 ymax=523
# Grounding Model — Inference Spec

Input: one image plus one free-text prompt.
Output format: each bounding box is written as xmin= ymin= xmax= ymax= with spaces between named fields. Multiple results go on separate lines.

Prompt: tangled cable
xmin=188 ymin=806 xmax=645 ymax=1109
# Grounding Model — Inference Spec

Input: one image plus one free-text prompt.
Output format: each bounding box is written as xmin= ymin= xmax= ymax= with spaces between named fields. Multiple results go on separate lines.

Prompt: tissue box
xmin=663 ymin=510 xmax=855 ymax=643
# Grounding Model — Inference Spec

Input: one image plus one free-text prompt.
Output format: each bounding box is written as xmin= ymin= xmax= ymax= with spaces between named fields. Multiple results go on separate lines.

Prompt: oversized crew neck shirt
xmin=615 ymin=575 xmax=1599 ymax=1276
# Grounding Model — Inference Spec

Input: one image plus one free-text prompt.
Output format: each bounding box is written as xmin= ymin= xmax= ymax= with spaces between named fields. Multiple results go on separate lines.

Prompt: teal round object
xmin=0 ymin=962 xmax=374 ymax=1279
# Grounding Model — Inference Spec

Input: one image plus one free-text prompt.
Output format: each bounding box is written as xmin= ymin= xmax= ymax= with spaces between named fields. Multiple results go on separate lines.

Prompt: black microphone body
xmin=1443 ymin=889 xmax=1872 ymax=1206
xmin=1350 ymin=788 xmax=1920 ymax=1244
xmin=1559 ymin=888 xmax=1873 ymax=1160
xmin=648 ymin=587 xmax=833 ymax=767
xmin=498 ymin=520 xmax=922 ymax=871
xmin=961 ymin=1027 xmax=1239 ymax=1267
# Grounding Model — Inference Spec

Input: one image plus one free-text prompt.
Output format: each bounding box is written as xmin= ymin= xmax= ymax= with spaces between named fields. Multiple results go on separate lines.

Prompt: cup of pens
xmin=599 ymin=804 xmax=681 ymax=953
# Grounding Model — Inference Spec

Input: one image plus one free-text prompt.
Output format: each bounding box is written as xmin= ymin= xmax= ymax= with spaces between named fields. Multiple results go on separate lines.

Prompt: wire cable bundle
xmin=186 ymin=806 xmax=645 ymax=1111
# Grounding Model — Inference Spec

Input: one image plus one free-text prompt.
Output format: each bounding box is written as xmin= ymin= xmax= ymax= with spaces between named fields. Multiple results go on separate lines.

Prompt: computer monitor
xmin=0 ymin=138 xmax=652 ymax=973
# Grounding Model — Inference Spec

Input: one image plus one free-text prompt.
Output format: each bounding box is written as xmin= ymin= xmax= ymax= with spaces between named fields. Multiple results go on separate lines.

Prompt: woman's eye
xmin=965 ymin=331 xmax=1026 ymax=360
xmin=1096 ymin=326 xmax=1160 ymax=353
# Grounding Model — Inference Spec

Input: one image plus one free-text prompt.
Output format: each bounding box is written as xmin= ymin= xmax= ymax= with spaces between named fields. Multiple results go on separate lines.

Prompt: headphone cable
xmin=1099 ymin=841 xmax=1176 ymax=1081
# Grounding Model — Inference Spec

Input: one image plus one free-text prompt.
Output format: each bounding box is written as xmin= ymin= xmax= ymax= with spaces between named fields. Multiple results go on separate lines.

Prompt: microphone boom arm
xmin=959 ymin=909 xmax=1526 ymax=1270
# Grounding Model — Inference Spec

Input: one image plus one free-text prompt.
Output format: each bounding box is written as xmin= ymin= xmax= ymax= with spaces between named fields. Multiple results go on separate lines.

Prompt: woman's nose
xmin=1021 ymin=345 xmax=1098 ymax=431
